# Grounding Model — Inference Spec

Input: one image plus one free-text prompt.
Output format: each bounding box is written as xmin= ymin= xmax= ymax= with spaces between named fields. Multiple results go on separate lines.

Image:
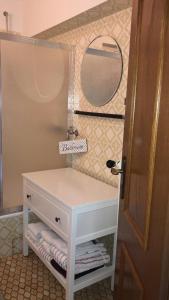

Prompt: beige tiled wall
xmin=51 ymin=8 xmax=132 ymax=187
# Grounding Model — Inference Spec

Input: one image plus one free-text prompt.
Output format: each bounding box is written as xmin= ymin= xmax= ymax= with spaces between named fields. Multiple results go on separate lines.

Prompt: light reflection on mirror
xmin=81 ymin=36 xmax=123 ymax=107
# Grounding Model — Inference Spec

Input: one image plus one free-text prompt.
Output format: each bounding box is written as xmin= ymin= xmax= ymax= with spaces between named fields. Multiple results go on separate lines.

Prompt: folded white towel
xmin=38 ymin=242 xmax=52 ymax=262
xmin=50 ymin=245 xmax=110 ymax=274
xmin=28 ymin=222 xmax=50 ymax=240
xmin=75 ymin=254 xmax=110 ymax=274
xmin=76 ymin=254 xmax=110 ymax=264
xmin=41 ymin=230 xmax=106 ymax=258
xmin=75 ymin=249 xmax=107 ymax=261
xmin=40 ymin=240 xmax=51 ymax=255
xmin=27 ymin=233 xmax=52 ymax=263
xmin=41 ymin=230 xmax=68 ymax=255
xmin=27 ymin=230 xmax=41 ymax=246
xmin=50 ymin=246 xmax=67 ymax=270
xmin=76 ymin=243 xmax=105 ymax=257
xmin=27 ymin=222 xmax=110 ymax=274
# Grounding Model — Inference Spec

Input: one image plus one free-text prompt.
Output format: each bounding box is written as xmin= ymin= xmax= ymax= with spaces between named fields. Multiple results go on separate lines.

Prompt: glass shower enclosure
xmin=0 ymin=32 xmax=72 ymax=213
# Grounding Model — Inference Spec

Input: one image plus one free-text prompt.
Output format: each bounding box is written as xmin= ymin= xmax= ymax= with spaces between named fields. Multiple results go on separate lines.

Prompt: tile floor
xmin=0 ymin=252 xmax=114 ymax=300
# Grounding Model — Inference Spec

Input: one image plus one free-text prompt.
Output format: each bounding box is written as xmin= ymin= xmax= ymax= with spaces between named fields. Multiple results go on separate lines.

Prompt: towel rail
xmin=74 ymin=110 xmax=124 ymax=120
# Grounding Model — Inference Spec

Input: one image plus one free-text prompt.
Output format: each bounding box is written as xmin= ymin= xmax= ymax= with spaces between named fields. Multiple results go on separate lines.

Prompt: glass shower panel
xmin=0 ymin=37 xmax=70 ymax=210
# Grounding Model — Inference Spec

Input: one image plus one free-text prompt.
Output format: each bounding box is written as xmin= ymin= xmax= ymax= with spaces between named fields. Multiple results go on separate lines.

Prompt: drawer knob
xmin=27 ymin=194 xmax=31 ymax=199
xmin=55 ymin=217 xmax=60 ymax=223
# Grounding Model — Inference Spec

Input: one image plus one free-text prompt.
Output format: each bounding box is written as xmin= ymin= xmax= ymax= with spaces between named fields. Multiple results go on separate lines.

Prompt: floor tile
xmin=0 ymin=253 xmax=113 ymax=299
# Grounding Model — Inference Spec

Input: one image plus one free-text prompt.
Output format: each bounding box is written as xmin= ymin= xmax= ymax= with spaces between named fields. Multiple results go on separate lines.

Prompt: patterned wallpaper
xmin=51 ymin=8 xmax=132 ymax=187
xmin=36 ymin=0 xmax=132 ymax=39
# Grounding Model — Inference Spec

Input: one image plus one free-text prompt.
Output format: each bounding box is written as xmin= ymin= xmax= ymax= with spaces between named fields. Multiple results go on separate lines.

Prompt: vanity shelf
xmin=23 ymin=168 xmax=119 ymax=300
xmin=25 ymin=234 xmax=67 ymax=288
xmin=74 ymin=110 xmax=124 ymax=120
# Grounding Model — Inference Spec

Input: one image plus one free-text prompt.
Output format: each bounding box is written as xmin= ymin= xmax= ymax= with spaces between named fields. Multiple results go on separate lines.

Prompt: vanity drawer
xmin=24 ymin=185 xmax=69 ymax=236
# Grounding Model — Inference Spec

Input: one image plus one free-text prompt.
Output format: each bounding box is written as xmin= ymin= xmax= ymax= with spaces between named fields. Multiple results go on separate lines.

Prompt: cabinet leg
xmin=66 ymin=289 xmax=74 ymax=300
xmin=23 ymin=238 xmax=29 ymax=256
xmin=111 ymin=273 xmax=115 ymax=291
xmin=66 ymin=212 xmax=76 ymax=300
xmin=111 ymin=231 xmax=117 ymax=292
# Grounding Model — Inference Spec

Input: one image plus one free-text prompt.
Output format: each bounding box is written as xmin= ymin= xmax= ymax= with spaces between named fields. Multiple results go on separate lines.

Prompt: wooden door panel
xmin=116 ymin=0 xmax=169 ymax=299
xmin=150 ymin=4 xmax=169 ymax=297
xmin=118 ymin=243 xmax=144 ymax=300
xmin=123 ymin=0 xmax=168 ymax=249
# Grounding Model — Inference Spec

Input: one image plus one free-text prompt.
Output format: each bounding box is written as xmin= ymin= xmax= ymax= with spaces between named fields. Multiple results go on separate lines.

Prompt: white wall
xmin=0 ymin=0 xmax=24 ymax=33
xmin=23 ymin=0 xmax=106 ymax=37
xmin=0 ymin=0 xmax=106 ymax=36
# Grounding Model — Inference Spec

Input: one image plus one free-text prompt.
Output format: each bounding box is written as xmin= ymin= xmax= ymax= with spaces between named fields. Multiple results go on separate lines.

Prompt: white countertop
xmin=23 ymin=168 xmax=118 ymax=208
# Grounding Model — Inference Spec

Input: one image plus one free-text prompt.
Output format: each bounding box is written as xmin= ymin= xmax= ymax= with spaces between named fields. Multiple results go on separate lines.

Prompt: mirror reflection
xmin=81 ymin=36 xmax=123 ymax=107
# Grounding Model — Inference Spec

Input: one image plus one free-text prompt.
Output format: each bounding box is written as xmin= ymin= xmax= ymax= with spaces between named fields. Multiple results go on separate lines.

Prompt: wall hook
xmin=67 ymin=126 xmax=79 ymax=139
xmin=3 ymin=11 xmax=9 ymax=32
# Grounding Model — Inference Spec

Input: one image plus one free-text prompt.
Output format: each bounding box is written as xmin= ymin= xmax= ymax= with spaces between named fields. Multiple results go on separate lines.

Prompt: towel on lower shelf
xmin=50 ymin=244 xmax=110 ymax=274
xmin=27 ymin=229 xmax=41 ymax=246
xmin=41 ymin=230 xmax=107 ymax=259
xmin=76 ymin=242 xmax=106 ymax=258
xmin=50 ymin=259 xmax=104 ymax=279
xmin=28 ymin=222 xmax=50 ymax=240
xmin=75 ymin=254 xmax=110 ymax=274
xmin=41 ymin=230 xmax=67 ymax=255
xmin=38 ymin=241 xmax=53 ymax=262
xmin=26 ymin=222 xmax=110 ymax=276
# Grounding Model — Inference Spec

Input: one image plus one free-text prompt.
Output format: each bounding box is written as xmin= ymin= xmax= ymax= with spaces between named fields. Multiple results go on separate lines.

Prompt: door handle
xmin=106 ymin=157 xmax=126 ymax=198
xmin=106 ymin=160 xmax=123 ymax=175
xmin=111 ymin=167 xmax=124 ymax=175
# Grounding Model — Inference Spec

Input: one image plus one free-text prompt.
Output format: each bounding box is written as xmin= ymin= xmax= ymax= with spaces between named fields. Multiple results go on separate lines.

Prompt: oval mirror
xmin=81 ymin=36 xmax=123 ymax=107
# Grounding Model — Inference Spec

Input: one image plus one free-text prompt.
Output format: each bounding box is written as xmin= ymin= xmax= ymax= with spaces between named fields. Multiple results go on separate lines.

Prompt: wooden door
xmin=116 ymin=0 xmax=169 ymax=299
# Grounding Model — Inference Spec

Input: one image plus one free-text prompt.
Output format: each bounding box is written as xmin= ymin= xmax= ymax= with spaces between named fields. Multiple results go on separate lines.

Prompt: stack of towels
xmin=27 ymin=222 xmax=110 ymax=278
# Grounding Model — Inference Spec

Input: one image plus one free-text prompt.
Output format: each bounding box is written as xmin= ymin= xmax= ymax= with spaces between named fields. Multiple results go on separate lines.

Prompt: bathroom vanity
xmin=23 ymin=168 xmax=118 ymax=300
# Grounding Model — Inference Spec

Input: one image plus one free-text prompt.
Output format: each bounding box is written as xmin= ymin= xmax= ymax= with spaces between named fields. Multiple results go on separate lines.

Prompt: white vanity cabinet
xmin=23 ymin=168 xmax=119 ymax=300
